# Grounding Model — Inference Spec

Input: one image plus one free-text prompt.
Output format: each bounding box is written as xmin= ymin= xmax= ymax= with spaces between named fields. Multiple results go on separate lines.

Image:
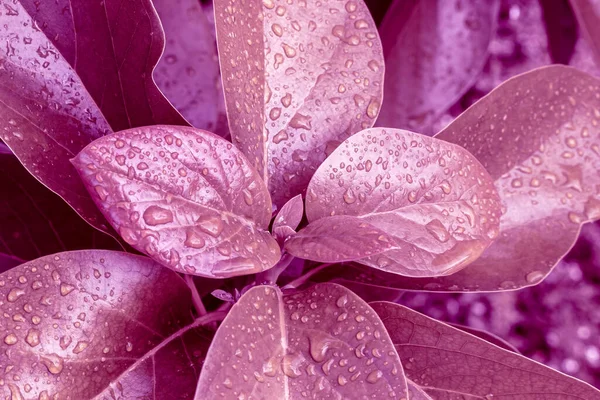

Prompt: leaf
xmin=19 ymin=0 xmax=187 ymax=131
xmin=407 ymin=380 xmax=433 ymax=400
xmin=273 ymin=194 xmax=304 ymax=232
xmin=214 ymin=0 xmax=385 ymax=206
xmin=153 ymin=0 xmax=226 ymax=132
xmin=0 ymin=250 xmax=212 ymax=399
xmin=448 ymin=323 xmax=519 ymax=353
xmin=0 ymin=152 xmax=120 ymax=262
xmin=571 ymin=0 xmax=600 ymax=67
xmin=376 ymin=0 xmax=499 ymax=132
xmin=285 ymin=215 xmax=394 ymax=262
xmin=371 ymin=301 xmax=600 ymax=399
xmin=0 ymin=0 xmax=114 ymax=234
xmin=72 ymin=125 xmax=281 ymax=278
xmin=196 ymin=283 xmax=407 ymax=399
xmin=304 ymin=128 xmax=502 ymax=277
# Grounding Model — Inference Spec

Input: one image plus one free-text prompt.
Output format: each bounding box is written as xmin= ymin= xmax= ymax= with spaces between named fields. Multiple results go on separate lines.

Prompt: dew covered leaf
xmin=0 ymin=250 xmax=213 ymax=399
xmin=285 ymin=215 xmax=394 ymax=262
xmin=0 ymin=153 xmax=120 ymax=262
xmin=153 ymin=0 xmax=227 ymax=133
xmin=214 ymin=0 xmax=384 ymax=206
xmin=195 ymin=283 xmax=407 ymax=399
xmin=371 ymin=301 xmax=600 ymax=400
xmin=72 ymin=125 xmax=281 ymax=278
xmin=305 ymin=128 xmax=502 ymax=277
xmin=376 ymin=0 xmax=499 ymax=132
xmin=273 ymin=194 xmax=304 ymax=232
xmin=19 ymin=0 xmax=187 ymax=131
xmin=0 ymin=0 xmax=115 ymax=234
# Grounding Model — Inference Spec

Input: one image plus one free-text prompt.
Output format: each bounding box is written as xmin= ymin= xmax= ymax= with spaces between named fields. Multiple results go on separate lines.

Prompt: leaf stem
xmin=256 ymin=252 xmax=295 ymax=284
xmin=185 ymin=274 xmax=207 ymax=317
xmin=283 ymin=263 xmax=333 ymax=289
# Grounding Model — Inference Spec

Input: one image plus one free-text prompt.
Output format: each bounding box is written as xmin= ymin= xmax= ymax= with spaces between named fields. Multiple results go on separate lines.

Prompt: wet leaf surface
xmin=0 ymin=250 xmax=203 ymax=399
xmin=0 ymin=0 xmax=114 ymax=234
xmin=0 ymin=153 xmax=120 ymax=262
xmin=305 ymin=128 xmax=502 ymax=277
xmin=196 ymin=283 xmax=407 ymax=399
xmin=273 ymin=194 xmax=304 ymax=232
xmin=72 ymin=125 xmax=281 ymax=278
xmin=285 ymin=215 xmax=394 ymax=262
xmin=19 ymin=0 xmax=187 ymax=131
xmin=154 ymin=0 xmax=227 ymax=133
xmin=214 ymin=0 xmax=384 ymax=206
xmin=371 ymin=301 xmax=600 ymax=399
xmin=377 ymin=0 xmax=499 ymax=132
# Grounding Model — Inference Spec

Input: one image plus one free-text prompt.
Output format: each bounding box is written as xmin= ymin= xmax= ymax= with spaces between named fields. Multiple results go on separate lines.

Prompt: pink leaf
xmin=305 ymin=128 xmax=502 ymax=277
xmin=19 ymin=0 xmax=187 ymax=130
xmin=0 ymin=0 xmax=115 ymax=235
xmin=273 ymin=194 xmax=304 ymax=231
xmin=195 ymin=283 xmax=408 ymax=399
xmin=153 ymin=0 xmax=228 ymax=133
xmin=72 ymin=125 xmax=281 ymax=278
xmin=285 ymin=215 xmax=394 ymax=262
xmin=214 ymin=0 xmax=385 ymax=206
xmin=371 ymin=301 xmax=600 ymax=399
xmin=0 ymin=250 xmax=211 ymax=399
xmin=376 ymin=0 xmax=499 ymax=132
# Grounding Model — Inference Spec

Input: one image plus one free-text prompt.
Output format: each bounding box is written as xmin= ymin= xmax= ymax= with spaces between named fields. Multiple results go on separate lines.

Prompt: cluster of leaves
xmin=1 ymin=0 xmax=600 ymax=398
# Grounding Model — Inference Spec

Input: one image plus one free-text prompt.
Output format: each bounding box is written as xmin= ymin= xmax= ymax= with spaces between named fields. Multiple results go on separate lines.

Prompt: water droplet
xmin=223 ymin=377 xmax=233 ymax=389
xmin=271 ymin=23 xmax=283 ymax=37
xmin=337 ymin=374 xmax=348 ymax=386
xmin=25 ymin=329 xmax=40 ymax=347
xmin=185 ymin=228 xmax=206 ymax=249
xmin=336 ymin=295 xmax=348 ymax=308
xmin=4 ymin=334 xmax=17 ymax=345
xmin=526 ymin=270 xmax=544 ymax=284
xmin=262 ymin=357 xmax=278 ymax=377
xmin=143 ymin=205 xmax=173 ymax=226
xmin=309 ymin=331 xmax=341 ymax=362
xmin=7 ymin=288 xmax=25 ymax=302
xmin=282 ymin=43 xmax=296 ymax=58
xmin=425 ymin=219 xmax=450 ymax=243
xmin=60 ymin=283 xmax=75 ymax=296
xmin=343 ymin=189 xmax=356 ymax=204
xmin=289 ymin=113 xmax=312 ymax=130
xmin=73 ymin=340 xmax=89 ymax=354
xmin=366 ymin=98 xmax=380 ymax=118
xmin=366 ymin=369 xmax=383 ymax=384
xmin=197 ymin=215 xmax=224 ymax=237
xmin=282 ymin=353 xmax=303 ymax=378
xmin=40 ymin=354 xmax=64 ymax=374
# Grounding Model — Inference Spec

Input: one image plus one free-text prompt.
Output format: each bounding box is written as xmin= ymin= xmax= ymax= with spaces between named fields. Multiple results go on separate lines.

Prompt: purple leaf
xmin=0 ymin=153 xmax=120 ymax=262
xmin=448 ymin=323 xmax=520 ymax=353
xmin=285 ymin=215 xmax=394 ymax=262
xmin=0 ymin=250 xmax=211 ymax=399
xmin=214 ymin=0 xmax=385 ymax=206
xmin=153 ymin=0 xmax=228 ymax=133
xmin=273 ymin=194 xmax=304 ymax=232
xmin=72 ymin=125 xmax=281 ymax=278
xmin=305 ymin=128 xmax=502 ymax=277
xmin=196 ymin=283 xmax=408 ymax=399
xmin=19 ymin=0 xmax=187 ymax=131
xmin=0 ymin=0 xmax=114 ymax=234
xmin=376 ymin=0 xmax=499 ymax=132
xmin=371 ymin=301 xmax=600 ymax=399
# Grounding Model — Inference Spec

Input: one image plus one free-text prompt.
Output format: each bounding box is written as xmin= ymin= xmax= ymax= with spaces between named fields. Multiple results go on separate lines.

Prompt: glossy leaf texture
xmin=214 ymin=0 xmax=385 ymax=206
xmin=371 ymin=301 xmax=600 ymax=399
xmin=376 ymin=0 xmax=499 ymax=132
xmin=305 ymin=128 xmax=502 ymax=277
xmin=153 ymin=0 xmax=227 ymax=133
xmin=19 ymin=0 xmax=187 ymax=131
xmin=0 ymin=0 xmax=114 ymax=234
xmin=195 ymin=283 xmax=407 ymax=399
xmin=273 ymin=194 xmax=304 ymax=232
xmin=0 ymin=152 xmax=120 ymax=262
xmin=72 ymin=125 xmax=281 ymax=278
xmin=0 ymin=250 xmax=211 ymax=399
xmin=285 ymin=215 xmax=394 ymax=262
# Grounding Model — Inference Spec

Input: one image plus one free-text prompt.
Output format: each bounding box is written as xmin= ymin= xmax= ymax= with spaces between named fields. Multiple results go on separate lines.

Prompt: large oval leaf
xmin=196 ymin=283 xmax=407 ymax=399
xmin=19 ymin=0 xmax=187 ymax=131
xmin=153 ymin=0 xmax=226 ymax=133
xmin=72 ymin=125 xmax=280 ymax=278
xmin=0 ymin=250 xmax=209 ymax=399
xmin=376 ymin=0 xmax=499 ymax=132
xmin=305 ymin=128 xmax=502 ymax=277
xmin=371 ymin=301 xmax=600 ymax=399
xmin=214 ymin=0 xmax=385 ymax=206
xmin=0 ymin=0 xmax=114 ymax=234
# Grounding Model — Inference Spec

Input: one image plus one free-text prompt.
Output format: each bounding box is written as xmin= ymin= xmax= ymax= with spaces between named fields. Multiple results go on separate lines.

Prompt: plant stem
xmin=283 ymin=263 xmax=333 ymax=289
xmin=185 ymin=274 xmax=207 ymax=317
xmin=256 ymin=252 xmax=295 ymax=284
